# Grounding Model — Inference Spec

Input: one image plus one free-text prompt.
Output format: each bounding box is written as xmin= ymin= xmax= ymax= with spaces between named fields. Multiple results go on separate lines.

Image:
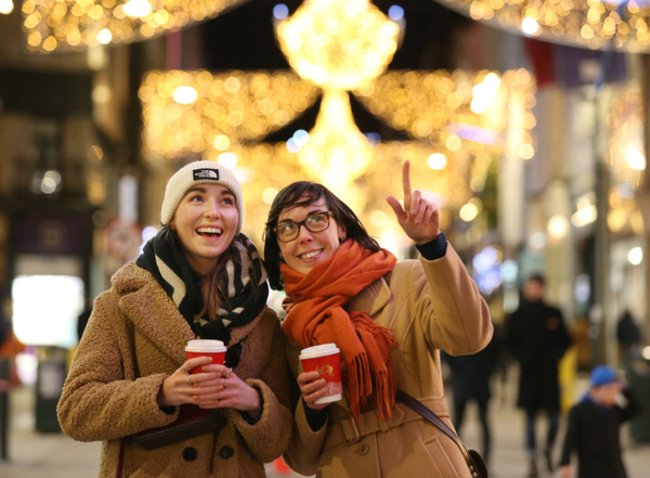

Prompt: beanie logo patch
xmin=193 ymin=168 xmax=219 ymax=180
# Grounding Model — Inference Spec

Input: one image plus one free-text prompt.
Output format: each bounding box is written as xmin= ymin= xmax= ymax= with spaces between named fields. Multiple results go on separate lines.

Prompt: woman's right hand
xmin=157 ymin=356 xmax=223 ymax=408
xmin=297 ymin=371 xmax=330 ymax=410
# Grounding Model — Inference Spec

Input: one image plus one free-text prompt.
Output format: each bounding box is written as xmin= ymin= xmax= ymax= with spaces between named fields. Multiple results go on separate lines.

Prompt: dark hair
xmin=527 ymin=273 xmax=546 ymax=286
xmin=263 ymin=181 xmax=381 ymax=290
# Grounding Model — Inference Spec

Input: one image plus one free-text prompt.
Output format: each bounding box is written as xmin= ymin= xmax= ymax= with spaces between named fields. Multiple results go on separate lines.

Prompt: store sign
xmin=104 ymin=218 xmax=142 ymax=262
xmin=16 ymin=214 xmax=91 ymax=255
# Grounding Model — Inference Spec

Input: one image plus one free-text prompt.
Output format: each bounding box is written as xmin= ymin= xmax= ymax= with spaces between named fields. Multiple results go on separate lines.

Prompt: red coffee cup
xmin=185 ymin=339 xmax=227 ymax=374
xmin=300 ymin=343 xmax=342 ymax=404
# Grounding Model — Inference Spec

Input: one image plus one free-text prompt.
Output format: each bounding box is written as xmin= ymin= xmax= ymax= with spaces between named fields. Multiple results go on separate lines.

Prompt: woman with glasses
xmin=58 ymin=161 xmax=292 ymax=478
xmin=263 ymin=162 xmax=493 ymax=478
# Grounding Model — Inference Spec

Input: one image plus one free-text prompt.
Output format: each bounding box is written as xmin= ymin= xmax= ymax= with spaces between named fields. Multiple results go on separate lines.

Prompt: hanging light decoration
xmin=429 ymin=0 xmax=650 ymax=52
xmin=141 ymin=0 xmax=537 ymax=243
xmin=22 ymin=0 xmax=248 ymax=52
xmin=141 ymin=68 xmax=535 ymax=241
xmin=141 ymin=70 xmax=321 ymax=161
xmin=273 ymin=0 xmax=401 ymax=210
xmin=0 ymin=0 xmax=13 ymax=15
xmin=275 ymin=0 xmax=401 ymax=91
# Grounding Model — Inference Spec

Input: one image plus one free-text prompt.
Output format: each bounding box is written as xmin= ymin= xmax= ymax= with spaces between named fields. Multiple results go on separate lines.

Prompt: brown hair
xmin=263 ymin=181 xmax=380 ymax=290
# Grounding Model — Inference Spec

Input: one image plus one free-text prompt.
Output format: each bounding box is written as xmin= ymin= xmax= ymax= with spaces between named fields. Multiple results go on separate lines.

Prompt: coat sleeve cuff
xmin=239 ymin=388 xmax=264 ymax=424
xmin=415 ymin=232 xmax=447 ymax=261
xmin=302 ymin=398 xmax=328 ymax=431
xmin=140 ymin=373 xmax=182 ymax=427
xmin=281 ymin=398 xmax=329 ymax=476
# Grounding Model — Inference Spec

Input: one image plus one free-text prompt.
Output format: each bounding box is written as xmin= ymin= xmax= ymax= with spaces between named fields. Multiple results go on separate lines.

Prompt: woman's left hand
xmin=192 ymin=364 xmax=262 ymax=420
xmin=386 ymin=161 xmax=441 ymax=245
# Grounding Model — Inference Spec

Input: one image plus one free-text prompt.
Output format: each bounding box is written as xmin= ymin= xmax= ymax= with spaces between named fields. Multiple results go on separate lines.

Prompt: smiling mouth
xmin=299 ymin=249 xmax=323 ymax=259
xmin=196 ymin=226 xmax=223 ymax=237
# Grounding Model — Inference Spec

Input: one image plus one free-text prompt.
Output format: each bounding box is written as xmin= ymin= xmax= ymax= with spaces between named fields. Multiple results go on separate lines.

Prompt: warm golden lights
xmin=0 ymin=0 xmax=14 ymax=14
xmin=606 ymin=81 xmax=646 ymax=235
xmin=275 ymin=0 xmax=400 ymax=90
xmin=140 ymin=70 xmax=321 ymax=162
xmin=433 ymin=0 xmax=650 ymax=52
xmin=140 ymin=0 xmax=537 ymax=242
xmin=22 ymin=0 xmax=247 ymax=52
xmin=141 ymin=68 xmax=536 ymax=241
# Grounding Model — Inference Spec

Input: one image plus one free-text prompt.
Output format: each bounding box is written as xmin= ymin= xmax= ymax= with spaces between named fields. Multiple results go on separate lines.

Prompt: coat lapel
xmin=347 ymin=275 xmax=392 ymax=318
xmin=119 ymin=280 xmax=195 ymax=365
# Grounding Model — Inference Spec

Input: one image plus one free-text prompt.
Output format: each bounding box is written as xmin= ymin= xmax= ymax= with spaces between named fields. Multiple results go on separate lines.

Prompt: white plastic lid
xmin=299 ymin=343 xmax=340 ymax=360
xmin=185 ymin=339 xmax=227 ymax=353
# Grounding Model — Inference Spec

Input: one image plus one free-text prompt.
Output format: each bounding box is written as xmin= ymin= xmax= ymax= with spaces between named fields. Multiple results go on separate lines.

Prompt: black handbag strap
xmin=396 ymin=389 xmax=484 ymax=478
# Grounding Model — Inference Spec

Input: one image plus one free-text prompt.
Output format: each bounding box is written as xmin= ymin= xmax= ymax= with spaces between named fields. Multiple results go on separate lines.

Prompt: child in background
xmin=559 ymin=365 xmax=642 ymax=478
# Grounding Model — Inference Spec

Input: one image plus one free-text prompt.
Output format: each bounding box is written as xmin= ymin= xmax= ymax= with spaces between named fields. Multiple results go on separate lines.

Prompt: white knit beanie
xmin=160 ymin=161 xmax=243 ymax=234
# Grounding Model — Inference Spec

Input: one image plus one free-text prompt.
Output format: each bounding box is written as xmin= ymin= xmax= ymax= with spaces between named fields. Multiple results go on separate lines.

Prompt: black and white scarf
xmin=136 ymin=228 xmax=269 ymax=367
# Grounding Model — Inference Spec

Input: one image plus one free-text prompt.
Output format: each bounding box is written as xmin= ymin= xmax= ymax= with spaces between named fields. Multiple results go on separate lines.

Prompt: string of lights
xmin=140 ymin=68 xmax=536 ymax=243
xmin=140 ymin=70 xmax=321 ymax=161
xmin=430 ymin=0 xmax=650 ymax=52
xmin=141 ymin=0 xmax=538 ymax=244
xmin=22 ymin=0 xmax=247 ymax=52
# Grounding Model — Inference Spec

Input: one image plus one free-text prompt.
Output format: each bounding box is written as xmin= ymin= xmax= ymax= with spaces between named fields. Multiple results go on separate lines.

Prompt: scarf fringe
xmin=350 ymin=311 xmax=398 ymax=420
xmin=347 ymin=353 xmax=373 ymax=421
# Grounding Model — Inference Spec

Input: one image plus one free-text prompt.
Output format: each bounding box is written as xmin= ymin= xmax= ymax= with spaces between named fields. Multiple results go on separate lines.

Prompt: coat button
xmin=357 ymin=443 xmax=370 ymax=455
xmin=182 ymin=447 xmax=198 ymax=462
xmin=219 ymin=445 xmax=235 ymax=459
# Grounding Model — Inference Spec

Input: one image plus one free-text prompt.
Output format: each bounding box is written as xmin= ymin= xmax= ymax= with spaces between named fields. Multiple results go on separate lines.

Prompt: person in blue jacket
xmin=559 ymin=365 xmax=642 ymax=478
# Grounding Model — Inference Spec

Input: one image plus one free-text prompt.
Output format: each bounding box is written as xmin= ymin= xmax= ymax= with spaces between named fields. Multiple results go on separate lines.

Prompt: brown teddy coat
xmin=57 ymin=262 xmax=293 ymax=478
xmin=283 ymin=245 xmax=492 ymax=478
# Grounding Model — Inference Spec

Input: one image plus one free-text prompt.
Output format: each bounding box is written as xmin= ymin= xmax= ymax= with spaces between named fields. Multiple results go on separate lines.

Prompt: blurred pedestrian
xmin=0 ymin=327 xmax=25 ymax=390
xmin=57 ymin=161 xmax=292 ymax=478
xmin=443 ymin=323 xmax=500 ymax=465
xmin=507 ymin=274 xmax=572 ymax=477
xmin=559 ymin=365 xmax=642 ymax=478
xmin=616 ymin=309 xmax=641 ymax=365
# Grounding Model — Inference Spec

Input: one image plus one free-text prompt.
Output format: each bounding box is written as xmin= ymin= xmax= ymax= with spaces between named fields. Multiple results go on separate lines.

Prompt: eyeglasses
xmin=274 ymin=211 xmax=334 ymax=242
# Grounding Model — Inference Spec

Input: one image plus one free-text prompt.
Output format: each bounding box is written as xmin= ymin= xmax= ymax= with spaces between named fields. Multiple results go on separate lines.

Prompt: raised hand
xmin=386 ymin=161 xmax=441 ymax=244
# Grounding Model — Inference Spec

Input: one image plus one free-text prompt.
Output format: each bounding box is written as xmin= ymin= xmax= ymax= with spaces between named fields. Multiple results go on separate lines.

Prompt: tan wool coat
xmin=57 ymin=262 xmax=293 ymax=478
xmin=283 ymin=244 xmax=493 ymax=478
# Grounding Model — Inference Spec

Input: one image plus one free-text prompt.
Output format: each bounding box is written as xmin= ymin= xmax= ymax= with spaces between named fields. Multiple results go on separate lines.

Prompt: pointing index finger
xmin=402 ymin=161 xmax=412 ymax=211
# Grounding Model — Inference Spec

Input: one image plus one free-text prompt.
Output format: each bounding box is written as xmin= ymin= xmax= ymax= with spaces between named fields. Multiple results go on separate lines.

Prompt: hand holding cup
xmin=299 ymin=344 xmax=342 ymax=410
xmin=157 ymin=339 xmax=227 ymax=408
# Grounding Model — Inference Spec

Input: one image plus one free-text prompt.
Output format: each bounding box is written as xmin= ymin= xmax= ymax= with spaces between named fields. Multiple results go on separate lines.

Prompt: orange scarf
xmin=281 ymin=240 xmax=399 ymax=420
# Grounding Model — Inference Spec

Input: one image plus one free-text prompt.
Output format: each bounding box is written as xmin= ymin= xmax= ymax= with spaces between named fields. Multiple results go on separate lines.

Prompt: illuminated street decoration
xmin=275 ymin=0 xmax=400 ymax=91
xmin=0 ymin=0 xmax=13 ymax=14
xmin=22 ymin=0 xmax=247 ymax=52
xmin=606 ymin=81 xmax=645 ymax=234
xmin=431 ymin=0 xmax=650 ymax=52
xmin=141 ymin=0 xmax=536 ymax=242
xmin=354 ymin=69 xmax=536 ymax=165
xmin=274 ymin=0 xmax=400 ymax=210
xmin=141 ymin=70 xmax=321 ymax=161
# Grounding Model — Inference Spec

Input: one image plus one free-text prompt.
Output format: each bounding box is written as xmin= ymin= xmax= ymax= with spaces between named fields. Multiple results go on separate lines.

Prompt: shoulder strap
xmin=396 ymin=389 xmax=485 ymax=478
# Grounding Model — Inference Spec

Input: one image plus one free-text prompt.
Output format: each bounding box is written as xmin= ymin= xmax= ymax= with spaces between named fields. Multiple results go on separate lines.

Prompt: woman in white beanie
xmin=58 ymin=161 xmax=292 ymax=478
